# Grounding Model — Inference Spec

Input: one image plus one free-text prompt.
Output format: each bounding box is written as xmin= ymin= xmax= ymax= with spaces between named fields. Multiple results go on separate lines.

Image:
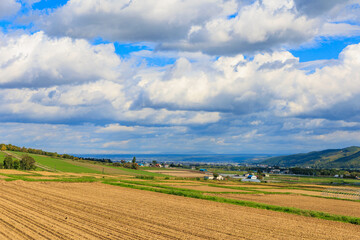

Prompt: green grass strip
xmin=106 ymin=181 xmax=360 ymax=225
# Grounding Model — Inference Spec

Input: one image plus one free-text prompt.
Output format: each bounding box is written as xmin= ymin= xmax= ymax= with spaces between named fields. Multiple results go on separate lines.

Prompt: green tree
xmin=3 ymin=155 xmax=13 ymax=169
xmin=13 ymin=159 xmax=20 ymax=169
xmin=131 ymin=156 xmax=138 ymax=170
xmin=0 ymin=145 xmax=6 ymax=151
xmin=20 ymin=155 xmax=36 ymax=170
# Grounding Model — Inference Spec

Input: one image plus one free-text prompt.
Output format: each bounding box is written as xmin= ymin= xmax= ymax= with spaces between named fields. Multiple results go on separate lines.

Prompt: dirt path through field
xmin=0 ymin=180 xmax=359 ymax=239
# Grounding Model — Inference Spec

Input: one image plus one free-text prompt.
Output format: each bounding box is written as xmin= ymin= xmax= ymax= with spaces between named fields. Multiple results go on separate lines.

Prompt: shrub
xmin=3 ymin=155 xmax=13 ymax=169
xmin=20 ymin=155 xmax=36 ymax=170
xmin=13 ymin=159 xmax=20 ymax=169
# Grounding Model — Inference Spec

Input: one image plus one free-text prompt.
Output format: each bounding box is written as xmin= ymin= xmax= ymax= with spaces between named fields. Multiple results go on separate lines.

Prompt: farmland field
xmin=145 ymin=169 xmax=207 ymax=177
xmin=1 ymin=151 xmax=360 ymax=239
xmin=207 ymin=193 xmax=360 ymax=217
xmin=8 ymin=152 xmax=100 ymax=173
xmin=0 ymin=180 xmax=359 ymax=239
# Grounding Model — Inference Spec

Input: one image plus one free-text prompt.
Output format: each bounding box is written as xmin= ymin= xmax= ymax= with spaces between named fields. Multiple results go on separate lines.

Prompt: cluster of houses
xmin=202 ymin=171 xmax=261 ymax=182
xmin=138 ymin=163 xmax=170 ymax=168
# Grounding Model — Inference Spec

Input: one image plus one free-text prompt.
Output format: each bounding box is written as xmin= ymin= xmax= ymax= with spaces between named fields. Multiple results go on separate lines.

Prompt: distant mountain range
xmin=261 ymin=146 xmax=360 ymax=168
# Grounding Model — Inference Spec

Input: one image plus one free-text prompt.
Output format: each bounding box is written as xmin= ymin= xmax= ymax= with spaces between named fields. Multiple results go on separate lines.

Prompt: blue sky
xmin=1 ymin=0 xmax=360 ymax=154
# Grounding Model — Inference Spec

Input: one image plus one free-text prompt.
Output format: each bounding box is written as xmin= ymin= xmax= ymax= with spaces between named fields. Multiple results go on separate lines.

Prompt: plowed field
xmin=145 ymin=170 xmax=206 ymax=177
xmin=208 ymin=193 xmax=360 ymax=217
xmin=0 ymin=181 xmax=359 ymax=239
xmin=169 ymin=185 xmax=248 ymax=192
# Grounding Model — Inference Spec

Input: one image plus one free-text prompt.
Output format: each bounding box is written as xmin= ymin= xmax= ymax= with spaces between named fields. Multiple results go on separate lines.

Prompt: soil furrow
xmin=0 ymin=183 xmax=179 ymax=240
xmin=1 ymin=181 xmax=359 ymax=239
xmin=8 ymin=183 xmax=221 ymax=239
xmin=0 ymin=187 xmax=133 ymax=240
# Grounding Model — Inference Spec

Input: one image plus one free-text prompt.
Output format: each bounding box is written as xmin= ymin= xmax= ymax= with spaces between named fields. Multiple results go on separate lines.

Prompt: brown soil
xmin=146 ymin=170 xmax=206 ymax=177
xmin=0 ymin=181 xmax=359 ymax=239
xmin=171 ymin=185 xmax=248 ymax=192
xmin=209 ymin=193 xmax=360 ymax=217
xmin=0 ymin=169 xmax=32 ymax=175
xmin=31 ymin=171 xmax=64 ymax=176
xmin=260 ymin=188 xmax=325 ymax=196
xmin=26 ymin=176 xmax=59 ymax=180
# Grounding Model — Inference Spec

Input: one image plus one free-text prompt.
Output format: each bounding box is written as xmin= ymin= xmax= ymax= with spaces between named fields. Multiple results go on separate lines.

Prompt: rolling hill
xmin=262 ymin=146 xmax=360 ymax=168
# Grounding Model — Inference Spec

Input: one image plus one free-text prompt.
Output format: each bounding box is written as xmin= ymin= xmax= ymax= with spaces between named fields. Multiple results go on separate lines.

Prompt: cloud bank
xmin=0 ymin=0 xmax=360 ymax=153
xmin=37 ymin=0 xmax=356 ymax=55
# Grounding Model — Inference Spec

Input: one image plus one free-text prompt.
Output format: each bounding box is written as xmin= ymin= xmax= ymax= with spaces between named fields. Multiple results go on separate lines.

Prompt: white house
xmin=216 ymin=175 xmax=224 ymax=180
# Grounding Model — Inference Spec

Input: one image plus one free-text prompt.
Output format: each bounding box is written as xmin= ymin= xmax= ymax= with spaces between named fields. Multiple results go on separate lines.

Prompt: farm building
xmin=241 ymin=178 xmax=261 ymax=183
xmin=204 ymin=175 xmax=224 ymax=180
xmin=216 ymin=175 xmax=224 ymax=180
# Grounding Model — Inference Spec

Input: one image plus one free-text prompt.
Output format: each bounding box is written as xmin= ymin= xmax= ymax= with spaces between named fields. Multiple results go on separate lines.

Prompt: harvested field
xmin=0 ymin=169 xmax=32 ymax=175
xmin=260 ymin=188 xmax=325 ymax=196
xmin=157 ymin=180 xmax=202 ymax=184
xmin=26 ymin=176 xmax=59 ymax=180
xmin=0 ymin=181 xmax=359 ymax=239
xmin=170 ymin=185 xmax=249 ymax=192
xmin=31 ymin=171 xmax=64 ymax=176
xmin=146 ymin=170 xmax=206 ymax=177
xmin=209 ymin=193 xmax=360 ymax=217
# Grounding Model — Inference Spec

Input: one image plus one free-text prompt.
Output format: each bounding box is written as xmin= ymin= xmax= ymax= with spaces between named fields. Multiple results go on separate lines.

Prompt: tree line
xmin=112 ymin=157 xmax=139 ymax=170
xmin=0 ymin=154 xmax=36 ymax=170
xmin=0 ymin=143 xmax=114 ymax=164
xmin=1 ymin=143 xmax=78 ymax=159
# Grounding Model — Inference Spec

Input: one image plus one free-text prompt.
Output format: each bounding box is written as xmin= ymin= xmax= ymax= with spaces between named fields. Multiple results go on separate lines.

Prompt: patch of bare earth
xmin=31 ymin=171 xmax=64 ymax=176
xmin=170 ymin=185 xmax=248 ymax=192
xmin=146 ymin=170 xmax=206 ymax=177
xmin=260 ymin=188 xmax=325 ymax=196
xmin=208 ymin=193 xmax=360 ymax=217
xmin=0 ymin=169 xmax=32 ymax=175
xmin=0 ymin=181 xmax=359 ymax=239
xmin=25 ymin=176 xmax=59 ymax=180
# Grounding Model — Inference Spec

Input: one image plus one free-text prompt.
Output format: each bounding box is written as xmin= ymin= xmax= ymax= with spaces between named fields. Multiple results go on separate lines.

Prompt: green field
xmin=0 ymin=151 xmax=6 ymax=162
xmin=11 ymin=152 xmax=101 ymax=173
xmin=5 ymin=151 xmax=168 ymax=176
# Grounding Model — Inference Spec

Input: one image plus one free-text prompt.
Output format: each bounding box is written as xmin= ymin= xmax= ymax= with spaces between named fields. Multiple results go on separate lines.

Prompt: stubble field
xmin=0 ymin=180 xmax=359 ymax=240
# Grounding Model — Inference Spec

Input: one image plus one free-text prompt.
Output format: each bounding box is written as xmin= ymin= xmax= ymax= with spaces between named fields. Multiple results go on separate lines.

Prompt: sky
xmin=1 ymin=0 xmax=360 ymax=154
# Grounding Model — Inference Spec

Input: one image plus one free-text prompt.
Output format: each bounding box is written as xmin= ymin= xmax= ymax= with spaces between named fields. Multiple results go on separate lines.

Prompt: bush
xmin=20 ymin=155 xmax=36 ymax=170
xmin=13 ymin=159 xmax=20 ymax=169
xmin=3 ymin=155 xmax=13 ymax=169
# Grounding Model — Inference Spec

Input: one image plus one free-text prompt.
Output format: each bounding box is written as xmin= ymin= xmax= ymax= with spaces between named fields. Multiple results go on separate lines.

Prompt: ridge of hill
xmin=262 ymin=146 xmax=360 ymax=168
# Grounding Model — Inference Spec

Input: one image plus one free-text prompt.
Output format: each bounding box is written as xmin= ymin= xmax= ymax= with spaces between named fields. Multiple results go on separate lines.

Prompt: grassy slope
xmin=0 ymin=151 xmax=6 ymax=162
xmin=8 ymin=151 xmax=167 ymax=176
xmin=262 ymin=146 xmax=360 ymax=168
xmin=11 ymin=151 xmax=100 ymax=173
